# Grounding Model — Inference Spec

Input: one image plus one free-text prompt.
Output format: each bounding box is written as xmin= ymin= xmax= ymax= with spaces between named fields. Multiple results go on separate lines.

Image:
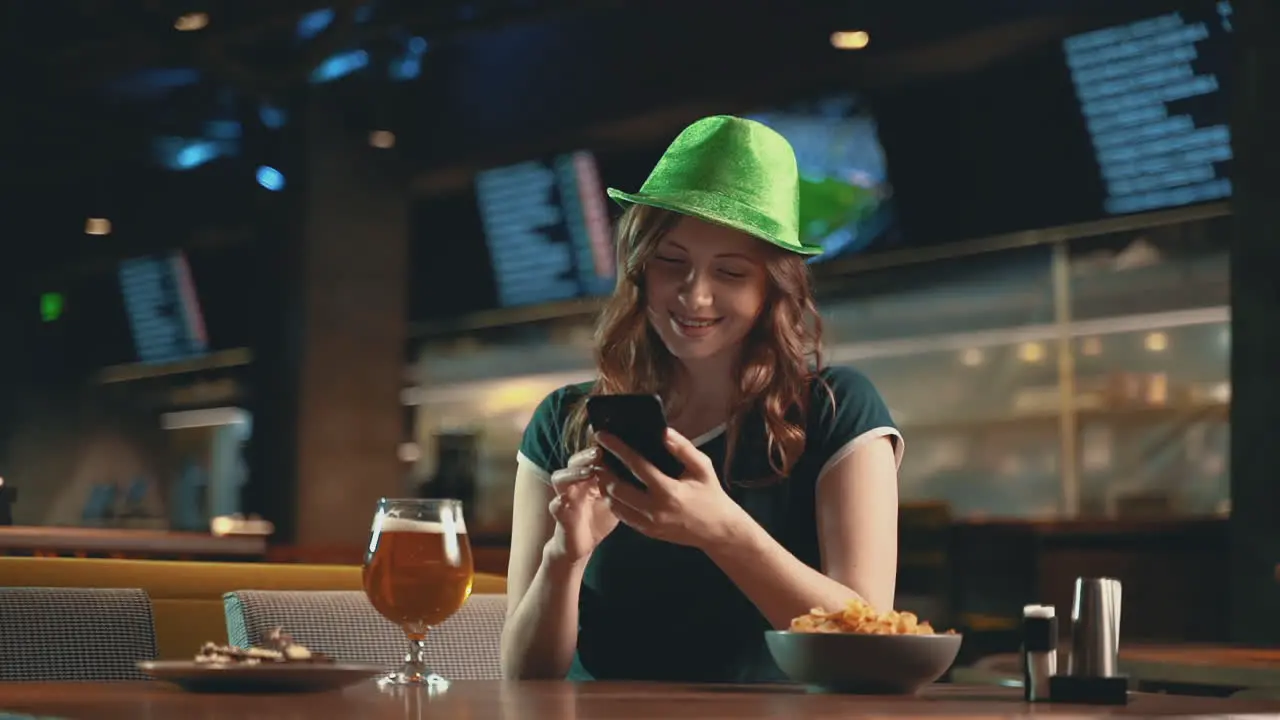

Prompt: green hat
xmin=606 ymin=115 xmax=822 ymax=256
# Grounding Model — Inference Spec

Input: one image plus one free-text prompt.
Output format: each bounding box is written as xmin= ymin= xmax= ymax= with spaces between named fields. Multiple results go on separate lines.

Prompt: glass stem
xmin=405 ymin=637 xmax=429 ymax=671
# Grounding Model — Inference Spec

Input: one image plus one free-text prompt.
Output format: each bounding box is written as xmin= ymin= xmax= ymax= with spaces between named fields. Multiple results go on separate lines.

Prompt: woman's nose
xmin=678 ymin=269 xmax=713 ymax=308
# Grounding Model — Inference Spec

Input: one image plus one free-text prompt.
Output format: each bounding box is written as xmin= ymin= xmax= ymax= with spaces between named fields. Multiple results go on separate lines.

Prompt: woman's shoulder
xmin=518 ymin=380 xmax=595 ymax=477
xmin=805 ymin=364 xmax=902 ymax=467
xmin=529 ymin=381 xmax=594 ymax=426
xmin=813 ymin=364 xmax=879 ymax=398
xmin=809 ymin=364 xmax=888 ymax=416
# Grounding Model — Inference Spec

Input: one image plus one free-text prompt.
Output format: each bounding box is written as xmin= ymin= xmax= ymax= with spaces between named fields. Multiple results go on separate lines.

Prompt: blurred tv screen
xmin=745 ymin=94 xmax=901 ymax=263
xmin=408 ymin=151 xmax=615 ymax=323
xmin=19 ymin=243 xmax=257 ymax=382
xmin=408 ymin=1 xmax=1233 ymax=324
xmin=874 ymin=0 xmax=1232 ymax=245
xmin=474 ymin=151 xmax=615 ymax=308
xmin=1063 ymin=6 xmax=1233 ymax=216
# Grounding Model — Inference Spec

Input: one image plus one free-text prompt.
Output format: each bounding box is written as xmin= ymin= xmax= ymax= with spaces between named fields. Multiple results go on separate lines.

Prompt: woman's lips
xmin=670 ymin=312 xmax=723 ymax=338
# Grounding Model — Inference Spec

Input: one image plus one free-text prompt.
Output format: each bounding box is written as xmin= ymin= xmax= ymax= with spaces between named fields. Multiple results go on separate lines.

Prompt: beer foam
xmin=372 ymin=516 xmax=468 ymax=535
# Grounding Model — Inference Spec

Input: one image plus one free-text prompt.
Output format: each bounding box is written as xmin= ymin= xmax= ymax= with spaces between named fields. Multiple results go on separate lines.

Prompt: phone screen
xmin=585 ymin=394 xmax=685 ymax=489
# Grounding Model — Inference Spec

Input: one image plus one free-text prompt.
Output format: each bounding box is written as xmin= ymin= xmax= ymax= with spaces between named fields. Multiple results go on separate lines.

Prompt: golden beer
xmin=363 ymin=516 xmax=474 ymax=639
xmin=363 ymin=498 xmax=471 ymax=688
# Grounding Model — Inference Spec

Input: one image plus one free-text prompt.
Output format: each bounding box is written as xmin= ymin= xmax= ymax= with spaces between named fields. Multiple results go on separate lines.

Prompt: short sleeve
xmin=516 ymin=385 xmax=582 ymax=484
xmin=810 ymin=365 xmax=904 ymax=480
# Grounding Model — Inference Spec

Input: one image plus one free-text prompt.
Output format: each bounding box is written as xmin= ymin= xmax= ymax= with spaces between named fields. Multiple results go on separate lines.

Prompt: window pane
xmin=857 ymin=343 xmax=1063 ymax=520
xmin=820 ymin=244 xmax=1054 ymax=344
xmin=1068 ymin=214 xmax=1228 ymax=321
xmin=1071 ymin=321 xmax=1230 ymax=518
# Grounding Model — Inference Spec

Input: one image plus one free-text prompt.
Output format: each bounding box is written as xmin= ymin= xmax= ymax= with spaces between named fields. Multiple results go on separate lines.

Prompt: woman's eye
xmin=719 ymin=268 xmax=747 ymax=279
xmin=654 ymin=256 xmax=683 ymax=264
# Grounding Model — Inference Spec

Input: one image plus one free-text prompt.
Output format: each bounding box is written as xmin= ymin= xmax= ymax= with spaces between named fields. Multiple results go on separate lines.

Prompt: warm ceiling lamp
xmin=175 ymin=12 xmax=209 ymax=31
xmin=1144 ymin=332 xmax=1169 ymax=352
xmin=369 ymin=130 xmax=396 ymax=149
xmin=84 ymin=217 xmax=111 ymax=236
xmin=1017 ymin=342 xmax=1046 ymax=364
xmin=830 ymin=30 xmax=870 ymax=50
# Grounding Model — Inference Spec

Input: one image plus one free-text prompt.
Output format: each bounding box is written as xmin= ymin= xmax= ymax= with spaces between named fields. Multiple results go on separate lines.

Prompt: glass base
xmin=376 ymin=667 xmax=450 ymax=693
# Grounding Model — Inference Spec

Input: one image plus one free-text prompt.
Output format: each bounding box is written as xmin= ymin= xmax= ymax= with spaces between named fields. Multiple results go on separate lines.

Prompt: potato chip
xmin=788 ymin=598 xmax=954 ymax=636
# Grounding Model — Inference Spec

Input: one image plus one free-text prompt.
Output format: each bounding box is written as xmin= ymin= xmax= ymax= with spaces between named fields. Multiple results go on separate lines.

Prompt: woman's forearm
xmin=499 ymin=542 xmax=587 ymax=680
xmin=703 ymin=516 xmax=864 ymax=630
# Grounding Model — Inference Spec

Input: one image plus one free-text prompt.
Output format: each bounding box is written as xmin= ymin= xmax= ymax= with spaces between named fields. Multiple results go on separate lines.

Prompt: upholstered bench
xmin=224 ymin=591 xmax=505 ymax=679
xmin=0 ymin=587 xmax=157 ymax=681
xmin=0 ymin=556 xmax=507 ymax=660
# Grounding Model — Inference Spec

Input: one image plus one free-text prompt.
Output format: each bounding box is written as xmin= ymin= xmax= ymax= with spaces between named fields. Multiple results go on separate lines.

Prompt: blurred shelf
xmin=0 ymin=526 xmax=267 ymax=561
xmin=902 ymin=400 xmax=1228 ymax=434
xmin=415 ymin=305 xmax=1231 ymax=393
xmin=829 ymin=305 xmax=1227 ymax=365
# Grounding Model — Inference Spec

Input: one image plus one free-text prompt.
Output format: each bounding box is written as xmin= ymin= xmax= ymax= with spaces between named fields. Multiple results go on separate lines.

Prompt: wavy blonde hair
xmin=563 ymin=204 xmax=826 ymax=485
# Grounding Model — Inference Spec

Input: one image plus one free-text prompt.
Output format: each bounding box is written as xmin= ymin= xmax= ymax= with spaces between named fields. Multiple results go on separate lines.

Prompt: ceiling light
xmin=830 ymin=30 xmax=870 ymax=50
xmin=174 ymin=12 xmax=209 ymax=31
xmin=398 ymin=442 xmax=422 ymax=463
xmin=369 ymin=130 xmax=396 ymax=149
xmin=1017 ymin=342 xmax=1046 ymax=364
xmin=84 ymin=218 xmax=112 ymax=236
xmin=1144 ymin=332 xmax=1168 ymax=352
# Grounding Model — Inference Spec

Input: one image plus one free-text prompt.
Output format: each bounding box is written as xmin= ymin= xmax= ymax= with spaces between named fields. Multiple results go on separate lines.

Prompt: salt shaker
xmin=1021 ymin=604 xmax=1057 ymax=702
xmin=1049 ymin=577 xmax=1129 ymax=704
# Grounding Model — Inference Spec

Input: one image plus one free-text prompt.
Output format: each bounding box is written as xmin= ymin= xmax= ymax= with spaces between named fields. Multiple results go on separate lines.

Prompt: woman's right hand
xmin=545 ymin=446 xmax=619 ymax=564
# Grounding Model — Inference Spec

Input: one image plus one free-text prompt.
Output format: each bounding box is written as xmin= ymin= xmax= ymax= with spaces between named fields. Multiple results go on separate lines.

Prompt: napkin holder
xmin=1049 ymin=576 xmax=1129 ymax=706
xmin=1048 ymin=674 xmax=1129 ymax=705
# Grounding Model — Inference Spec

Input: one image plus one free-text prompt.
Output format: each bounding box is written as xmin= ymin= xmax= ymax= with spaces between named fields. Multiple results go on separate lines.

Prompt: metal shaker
xmin=1067 ymin=577 xmax=1123 ymax=678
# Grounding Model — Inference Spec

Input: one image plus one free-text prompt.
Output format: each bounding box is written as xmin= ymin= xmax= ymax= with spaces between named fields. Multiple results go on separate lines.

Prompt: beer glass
xmin=363 ymin=498 xmax=474 ymax=689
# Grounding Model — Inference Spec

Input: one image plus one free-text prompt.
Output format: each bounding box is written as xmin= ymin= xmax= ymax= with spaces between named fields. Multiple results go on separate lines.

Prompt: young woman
xmin=501 ymin=115 xmax=904 ymax=683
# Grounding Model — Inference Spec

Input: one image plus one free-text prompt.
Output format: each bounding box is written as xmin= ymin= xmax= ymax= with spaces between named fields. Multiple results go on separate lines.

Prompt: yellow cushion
xmin=0 ymin=556 xmax=506 ymax=660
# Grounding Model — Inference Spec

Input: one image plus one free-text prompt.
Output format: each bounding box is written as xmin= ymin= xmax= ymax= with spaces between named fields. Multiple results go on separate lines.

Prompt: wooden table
xmin=959 ymin=646 xmax=1280 ymax=695
xmin=3 ymin=681 xmax=1280 ymax=719
xmin=1121 ymin=646 xmax=1280 ymax=691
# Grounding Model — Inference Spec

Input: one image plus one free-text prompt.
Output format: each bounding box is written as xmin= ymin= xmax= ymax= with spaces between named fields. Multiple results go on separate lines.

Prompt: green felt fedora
xmin=606 ymin=115 xmax=822 ymax=256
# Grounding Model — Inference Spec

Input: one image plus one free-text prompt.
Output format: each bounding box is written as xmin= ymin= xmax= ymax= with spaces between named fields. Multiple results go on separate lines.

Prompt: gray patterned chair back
xmin=0 ymin=587 xmax=157 ymax=681
xmin=224 ymin=591 xmax=504 ymax=679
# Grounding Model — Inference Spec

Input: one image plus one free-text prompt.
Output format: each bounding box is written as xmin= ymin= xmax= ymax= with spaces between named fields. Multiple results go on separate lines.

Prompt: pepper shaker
xmin=1021 ymin=604 xmax=1057 ymax=702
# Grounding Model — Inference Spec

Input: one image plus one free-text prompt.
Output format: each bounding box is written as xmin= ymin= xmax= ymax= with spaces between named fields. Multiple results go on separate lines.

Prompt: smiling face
xmin=643 ymin=216 xmax=772 ymax=364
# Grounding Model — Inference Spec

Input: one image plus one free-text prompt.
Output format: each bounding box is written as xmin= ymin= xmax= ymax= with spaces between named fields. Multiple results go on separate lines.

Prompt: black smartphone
xmin=585 ymin=394 xmax=686 ymax=490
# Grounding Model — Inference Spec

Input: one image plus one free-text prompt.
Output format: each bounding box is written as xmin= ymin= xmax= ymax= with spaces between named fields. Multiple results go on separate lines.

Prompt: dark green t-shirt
xmin=516 ymin=365 xmax=902 ymax=683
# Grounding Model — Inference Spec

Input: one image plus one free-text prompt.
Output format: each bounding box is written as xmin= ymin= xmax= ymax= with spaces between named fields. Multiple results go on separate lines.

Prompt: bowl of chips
xmin=764 ymin=599 xmax=962 ymax=694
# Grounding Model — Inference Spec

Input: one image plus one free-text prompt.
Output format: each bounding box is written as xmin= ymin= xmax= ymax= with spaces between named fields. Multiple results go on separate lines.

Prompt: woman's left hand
xmin=594 ymin=428 xmax=752 ymax=551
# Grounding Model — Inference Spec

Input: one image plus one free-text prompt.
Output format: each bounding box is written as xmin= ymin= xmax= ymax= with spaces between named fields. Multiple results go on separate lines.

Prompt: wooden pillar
xmin=1228 ymin=0 xmax=1280 ymax=644
xmin=244 ymin=87 xmax=408 ymax=546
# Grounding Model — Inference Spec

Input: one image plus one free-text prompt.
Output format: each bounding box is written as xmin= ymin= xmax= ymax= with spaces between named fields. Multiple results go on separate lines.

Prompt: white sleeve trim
xmin=516 ymin=451 xmax=553 ymax=484
xmin=815 ymin=426 xmax=905 ymax=485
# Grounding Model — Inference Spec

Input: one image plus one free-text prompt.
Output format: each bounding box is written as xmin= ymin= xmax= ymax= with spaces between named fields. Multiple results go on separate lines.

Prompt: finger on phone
xmin=550 ymin=464 xmax=597 ymax=493
xmin=565 ymin=446 xmax=600 ymax=469
xmin=592 ymin=462 xmax=620 ymax=485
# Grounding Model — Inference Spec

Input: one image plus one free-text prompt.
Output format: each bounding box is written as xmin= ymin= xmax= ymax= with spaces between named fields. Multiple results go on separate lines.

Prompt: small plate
xmin=137 ymin=661 xmax=387 ymax=693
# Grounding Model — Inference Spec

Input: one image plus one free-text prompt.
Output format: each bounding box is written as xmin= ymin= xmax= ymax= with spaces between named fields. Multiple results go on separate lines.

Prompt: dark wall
xmin=1228 ymin=0 xmax=1280 ymax=645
